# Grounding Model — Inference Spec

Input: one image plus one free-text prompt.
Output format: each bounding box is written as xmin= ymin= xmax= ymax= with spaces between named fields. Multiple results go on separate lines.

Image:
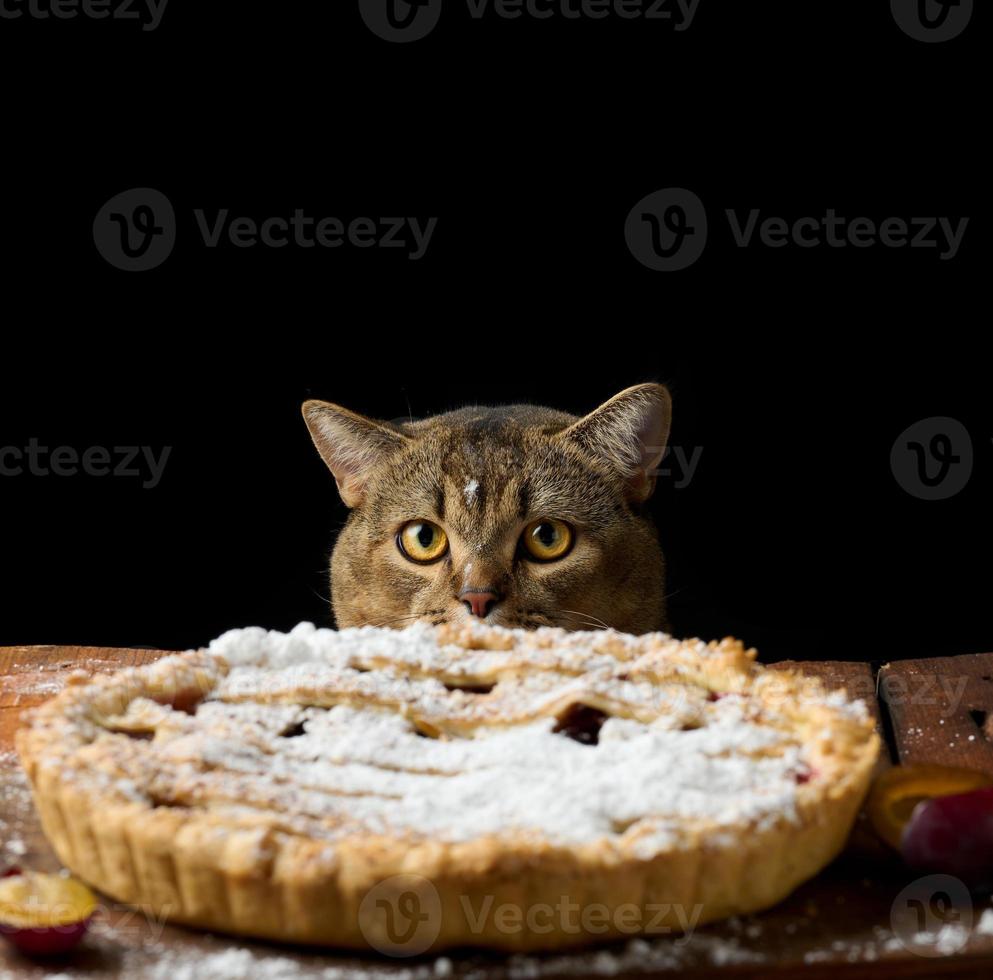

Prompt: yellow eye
xmin=398 ymin=520 xmax=449 ymax=564
xmin=521 ymin=519 xmax=574 ymax=562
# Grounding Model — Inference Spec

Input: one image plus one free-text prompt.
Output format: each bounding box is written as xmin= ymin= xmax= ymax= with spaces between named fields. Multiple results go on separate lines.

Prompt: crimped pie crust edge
xmin=16 ymin=626 xmax=879 ymax=953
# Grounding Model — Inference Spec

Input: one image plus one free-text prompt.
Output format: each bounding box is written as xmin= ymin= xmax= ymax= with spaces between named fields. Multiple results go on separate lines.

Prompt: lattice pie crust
xmin=17 ymin=622 xmax=879 ymax=952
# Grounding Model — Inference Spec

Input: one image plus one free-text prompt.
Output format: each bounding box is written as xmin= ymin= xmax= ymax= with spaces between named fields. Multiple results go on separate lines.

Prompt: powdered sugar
xmin=134 ymin=933 xmax=764 ymax=979
xmin=0 ymin=750 xmax=33 ymax=866
xmin=976 ymin=908 xmax=993 ymax=936
xmin=41 ymin=621 xmax=876 ymax=857
xmin=210 ymin=621 xmax=640 ymax=676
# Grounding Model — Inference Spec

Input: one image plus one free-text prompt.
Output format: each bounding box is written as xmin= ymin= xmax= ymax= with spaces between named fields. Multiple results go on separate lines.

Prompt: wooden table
xmin=3 ymin=646 xmax=993 ymax=979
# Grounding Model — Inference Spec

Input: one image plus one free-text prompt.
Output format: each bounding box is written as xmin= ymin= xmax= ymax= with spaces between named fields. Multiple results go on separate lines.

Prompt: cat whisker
xmin=558 ymin=609 xmax=611 ymax=631
xmin=367 ymin=616 xmax=423 ymax=629
xmin=365 ymin=611 xmax=445 ymax=629
xmin=517 ymin=608 xmax=603 ymax=631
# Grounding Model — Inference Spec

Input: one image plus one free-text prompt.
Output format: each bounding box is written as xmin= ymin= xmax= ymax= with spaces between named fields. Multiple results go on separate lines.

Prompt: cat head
xmin=302 ymin=384 xmax=671 ymax=634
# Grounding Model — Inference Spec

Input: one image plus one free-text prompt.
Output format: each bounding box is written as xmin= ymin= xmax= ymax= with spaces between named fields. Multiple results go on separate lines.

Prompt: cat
xmin=302 ymin=383 xmax=671 ymax=634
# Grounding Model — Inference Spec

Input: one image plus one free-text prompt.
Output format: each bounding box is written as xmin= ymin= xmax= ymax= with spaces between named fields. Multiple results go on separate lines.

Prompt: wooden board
xmin=879 ymin=653 xmax=993 ymax=770
xmin=3 ymin=647 xmax=993 ymax=978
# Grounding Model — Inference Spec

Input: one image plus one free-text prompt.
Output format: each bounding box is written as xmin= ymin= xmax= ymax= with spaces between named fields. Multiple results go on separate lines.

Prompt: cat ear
xmin=302 ymin=400 xmax=409 ymax=507
xmin=558 ymin=384 xmax=672 ymax=503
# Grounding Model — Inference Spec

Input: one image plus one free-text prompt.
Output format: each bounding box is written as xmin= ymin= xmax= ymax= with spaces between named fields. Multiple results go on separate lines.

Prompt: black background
xmin=0 ymin=2 xmax=985 ymax=662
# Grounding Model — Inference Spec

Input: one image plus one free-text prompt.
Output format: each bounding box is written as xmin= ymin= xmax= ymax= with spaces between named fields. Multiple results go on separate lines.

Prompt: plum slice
xmin=867 ymin=764 xmax=993 ymax=850
xmin=0 ymin=871 xmax=96 ymax=955
xmin=902 ymin=786 xmax=993 ymax=891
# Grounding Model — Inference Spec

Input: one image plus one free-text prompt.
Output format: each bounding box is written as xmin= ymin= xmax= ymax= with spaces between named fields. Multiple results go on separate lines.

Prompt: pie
xmin=16 ymin=621 xmax=879 ymax=953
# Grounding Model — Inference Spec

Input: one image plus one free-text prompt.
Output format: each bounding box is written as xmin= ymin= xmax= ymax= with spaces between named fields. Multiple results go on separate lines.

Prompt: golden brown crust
xmin=17 ymin=623 xmax=879 ymax=953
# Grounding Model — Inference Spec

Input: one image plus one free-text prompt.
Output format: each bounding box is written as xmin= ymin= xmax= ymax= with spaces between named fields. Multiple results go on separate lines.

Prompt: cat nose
xmin=459 ymin=588 xmax=501 ymax=619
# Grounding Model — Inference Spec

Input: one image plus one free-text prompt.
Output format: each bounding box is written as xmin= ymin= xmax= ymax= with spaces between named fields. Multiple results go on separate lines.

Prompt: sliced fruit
xmin=0 ymin=871 xmax=96 ymax=955
xmin=867 ymin=764 xmax=993 ymax=850
xmin=902 ymin=786 xmax=993 ymax=891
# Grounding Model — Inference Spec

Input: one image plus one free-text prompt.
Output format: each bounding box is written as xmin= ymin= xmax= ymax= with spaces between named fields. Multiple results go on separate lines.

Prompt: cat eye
xmin=520 ymin=519 xmax=574 ymax=562
xmin=397 ymin=520 xmax=449 ymax=564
